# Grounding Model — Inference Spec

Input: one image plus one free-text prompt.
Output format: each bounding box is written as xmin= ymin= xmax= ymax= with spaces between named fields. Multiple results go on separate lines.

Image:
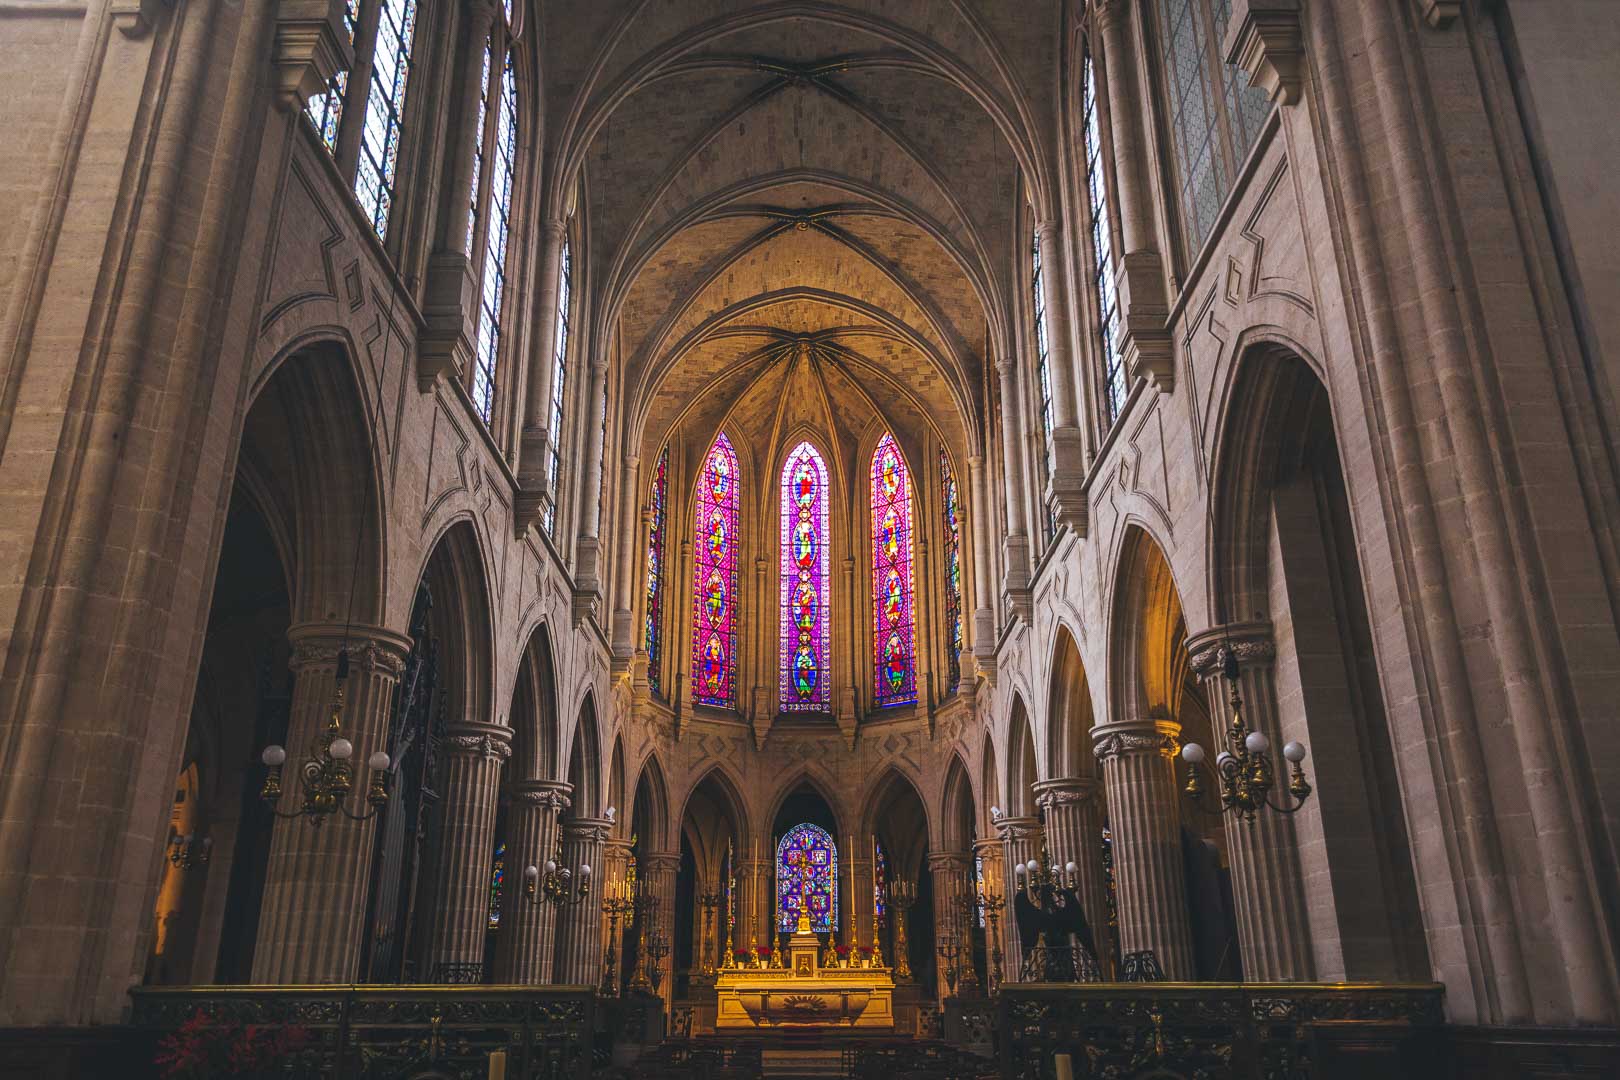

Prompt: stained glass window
xmin=354 ymin=0 xmax=420 ymax=241
xmin=465 ymin=41 xmax=490 ymax=257
xmin=776 ymin=823 xmax=838 ymax=933
xmin=1082 ymin=51 xmax=1127 ymax=427
xmin=644 ymin=447 xmax=669 ymax=695
xmin=1032 ymin=229 xmax=1054 ymax=464
xmin=939 ymin=450 xmax=963 ymax=694
xmin=691 ymin=434 xmax=740 ymax=708
xmin=304 ymin=0 xmax=359 ymax=152
xmin=487 ymin=841 xmax=506 ymax=932
xmin=874 ymin=838 xmax=888 ymax=927
xmin=974 ymin=853 xmax=986 ymax=928
xmin=870 ymin=434 xmax=916 ymax=707
xmin=542 ymin=237 xmax=573 ymax=535
xmin=1154 ymin=0 xmax=1272 ymax=255
xmin=780 ymin=442 xmax=831 ymax=711
xmin=471 ymin=49 xmax=516 ymax=425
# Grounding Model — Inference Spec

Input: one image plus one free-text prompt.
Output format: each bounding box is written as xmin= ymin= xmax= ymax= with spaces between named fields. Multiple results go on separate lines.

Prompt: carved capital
xmin=1186 ymin=621 xmax=1277 ymax=680
xmin=445 ymin=723 xmax=514 ymax=761
xmin=1091 ymin=719 xmax=1181 ymax=761
xmin=274 ymin=0 xmax=355 ymax=111
xmin=513 ymin=781 xmax=573 ymax=814
xmin=993 ymin=816 xmax=1043 ymax=842
xmin=1032 ymin=777 xmax=1099 ymax=808
xmin=561 ymin=817 xmax=613 ymax=844
xmin=1224 ymin=0 xmax=1305 ymax=107
xmin=928 ymin=851 xmax=970 ymax=874
xmin=640 ymin=852 xmax=683 ymax=877
xmin=287 ymin=623 xmax=411 ymax=679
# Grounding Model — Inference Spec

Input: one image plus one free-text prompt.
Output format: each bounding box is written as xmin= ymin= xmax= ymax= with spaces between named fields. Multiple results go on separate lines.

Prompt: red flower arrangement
xmin=859 ymin=946 xmax=874 ymax=957
xmin=755 ymin=946 xmax=773 ymax=959
xmin=156 ymin=1008 xmax=310 ymax=1080
xmin=834 ymin=944 xmax=851 ymax=958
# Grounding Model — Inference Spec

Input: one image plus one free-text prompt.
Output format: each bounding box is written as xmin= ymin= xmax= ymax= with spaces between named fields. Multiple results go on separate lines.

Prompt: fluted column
xmin=1035 ymin=222 xmax=1088 ymax=532
xmin=995 ymin=816 xmax=1043 ymax=978
xmin=423 ymin=723 xmax=512 ymax=975
xmin=610 ymin=453 xmax=643 ymax=666
xmin=1187 ymin=624 xmax=1314 ymax=980
xmin=492 ymin=781 xmax=571 ymax=982
xmin=572 ymin=360 xmax=610 ymax=624
xmin=599 ymin=837 xmax=634 ymax=992
xmin=552 ymin=817 xmax=611 ymax=985
xmin=1092 ymin=718 xmax=1194 ymax=977
xmin=518 ymin=219 xmax=568 ymax=492
xmin=1034 ymin=776 xmax=1112 ymax=976
xmin=995 ymin=358 xmax=1032 ymax=620
xmin=967 ymin=454 xmax=996 ymax=676
xmin=253 ymin=624 xmax=410 ymax=983
xmin=972 ymin=836 xmax=1007 ymax=991
xmin=929 ymin=851 xmax=971 ymax=1000
xmin=641 ymin=851 xmax=680 ymax=1005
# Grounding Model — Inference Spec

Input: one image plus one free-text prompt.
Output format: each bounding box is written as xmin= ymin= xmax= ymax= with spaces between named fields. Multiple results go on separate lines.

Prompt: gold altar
xmin=714 ymin=915 xmax=895 ymax=1030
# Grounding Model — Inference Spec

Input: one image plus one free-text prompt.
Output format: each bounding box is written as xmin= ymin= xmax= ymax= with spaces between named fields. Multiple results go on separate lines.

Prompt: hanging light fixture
xmin=520 ymin=845 xmax=592 ymax=907
xmin=259 ymin=649 xmax=392 ymax=825
xmin=1179 ymin=647 xmax=1311 ymax=820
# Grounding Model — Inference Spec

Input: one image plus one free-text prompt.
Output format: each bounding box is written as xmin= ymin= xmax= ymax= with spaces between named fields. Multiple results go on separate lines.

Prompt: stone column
xmin=598 ymin=836 xmax=634 ymax=992
xmin=610 ymin=453 xmax=643 ymax=667
xmin=552 ymin=817 xmax=611 ymax=985
xmin=1034 ymin=777 xmax=1112 ymax=976
xmin=995 ymin=816 xmax=1043 ymax=978
xmin=967 ymin=454 xmax=996 ymax=676
xmin=1187 ymin=624 xmax=1314 ymax=980
xmin=972 ymin=836 xmax=1008 ymax=991
xmin=492 ymin=780 xmax=571 ymax=982
xmin=572 ymin=360 xmax=610 ymax=623
xmin=995 ymin=359 xmax=1032 ymax=619
xmin=253 ymin=624 xmax=410 ymax=984
xmin=640 ymin=851 xmax=681 ymax=1006
xmin=1093 ymin=0 xmax=1174 ymax=388
xmin=928 ymin=851 xmax=971 ymax=1001
xmin=518 ymin=220 xmax=568 ymax=494
xmin=423 ymin=723 xmax=512 ymax=977
xmin=1092 ymin=718 xmax=1194 ymax=978
xmin=1035 ymin=222 xmax=1087 ymax=531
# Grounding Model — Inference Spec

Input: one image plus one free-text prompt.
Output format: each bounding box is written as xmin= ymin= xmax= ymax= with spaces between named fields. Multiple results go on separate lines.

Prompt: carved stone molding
xmin=1091 ymin=720 xmax=1181 ymax=761
xmin=1186 ymin=621 xmax=1277 ymax=680
xmin=1224 ymin=0 xmax=1305 ymax=107
xmin=273 ymin=0 xmax=355 ymax=111
xmin=445 ymin=724 xmax=514 ymax=761
xmin=1117 ymin=251 xmax=1175 ymax=392
xmin=640 ymin=853 xmax=683 ymax=877
xmin=513 ymin=782 xmax=573 ymax=814
xmin=994 ymin=816 xmax=1044 ymax=842
xmin=287 ymin=624 xmax=411 ymax=678
xmin=561 ymin=816 xmax=614 ymax=844
xmin=1032 ymin=778 xmax=1099 ymax=808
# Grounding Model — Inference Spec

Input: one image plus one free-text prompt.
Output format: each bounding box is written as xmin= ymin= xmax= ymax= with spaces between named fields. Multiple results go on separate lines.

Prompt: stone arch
xmin=629 ymin=751 xmax=672 ymax=853
xmin=414 ymin=519 xmax=496 ymax=734
xmin=1005 ymin=694 xmax=1039 ymax=817
xmin=564 ymin=693 xmax=603 ymax=818
xmin=763 ymin=768 xmax=847 ymax=841
xmin=508 ymin=621 xmax=559 ymax=784
xmin=979 ymin=728 xmax=1001 ymax=832
xmin=1047 ymin=623 xmax=1096 ymax=779
xmin=862 ymin=766 xmax=932 ymax=877
xmin=606 ymin=734 xmax=626 ymax=832
xmin=1108 ymin=525 xmax=1190 ymax=726
xmin=677 ymin=765 xmax=753 ymax=851
xmin=941 ymin=752 xmax=977 ymax=854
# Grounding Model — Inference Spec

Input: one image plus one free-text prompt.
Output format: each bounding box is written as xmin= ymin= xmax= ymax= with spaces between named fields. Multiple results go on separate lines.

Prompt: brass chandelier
xmin=1179 ymin=647 xmax=1311 ymax=820
xmin=259 ymin=650 xmax=392 ymax=825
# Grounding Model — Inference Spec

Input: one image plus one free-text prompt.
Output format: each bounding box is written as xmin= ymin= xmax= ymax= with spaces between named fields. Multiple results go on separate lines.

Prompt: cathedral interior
xmin=0 ymin=0 xmax=1617 ymax=1077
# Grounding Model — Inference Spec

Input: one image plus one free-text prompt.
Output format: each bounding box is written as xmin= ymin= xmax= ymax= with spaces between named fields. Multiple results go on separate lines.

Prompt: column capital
xmin=1186 ymin=621 xmax=1276 ymax=680
xmin=561 ymin=817 xmax=614 ymax=844
xmin=444 ymin=722 xmax=514 ymax=761
xmin=511 ymin=779 xmax=572 ymax=814
xmin=928 ymin=851 xmax=970 ymax=873
xmin=1091 ymin=718 xmax=1180 ymax=761
xmin=1034 ymin=219 xmax=1062 ymax=242
xmin=1032 ymin=776 xmax=1100 ymax=808
xmin=640 ymin=852 xmax=682 ymax=876
xmin=992 ymin=815 xmax=1043 ymax=842
xmin=287 ymin=622 xmax=412 ymax=678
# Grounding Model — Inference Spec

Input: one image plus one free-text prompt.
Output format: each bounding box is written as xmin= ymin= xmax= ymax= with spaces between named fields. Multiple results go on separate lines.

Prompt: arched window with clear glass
xmin=542 ymin=234 xmax=573 ymax=536
xmin=692 ymin=434 xmax=740 ymax=708
xmin=468 ymin=42 xmax=518 ymax=425
xmin=780 ymin=442 xmax=831 ymax=712
xmin=644 ymin=446 xmax=669 ymax=696
xmin=777 ymin=823 xmax=838 ymax=933
xmin=871 ymin=433 xmax=916 ymax=707
xmin=304 ymin=0 xmax=422 ymax=242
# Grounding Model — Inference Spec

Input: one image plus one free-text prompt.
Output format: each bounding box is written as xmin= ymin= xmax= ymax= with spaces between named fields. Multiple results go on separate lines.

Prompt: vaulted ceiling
xmin=538 ymin=1 xmax=1066 ymax=491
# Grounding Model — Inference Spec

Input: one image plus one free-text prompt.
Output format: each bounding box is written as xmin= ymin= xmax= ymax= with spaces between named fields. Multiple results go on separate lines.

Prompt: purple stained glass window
xmin=940 ymin=450 xmax=963 ymax=694
xmin=874 ymin=837 xmax=888 ymax=927
xmin=871 ymin=434 xmax=916 ymax=707
xmin=776 ymin=823 xmax=838 ymax=933
xmin=645 ymin=447 xmax=669 ymax=695
xmin=780 ymin=442 xmax=831 ymax=711
xmin=691 ymin=434 xmax=740 ymax=708
xmin=487 ymin=841 xmax=506 ymax=932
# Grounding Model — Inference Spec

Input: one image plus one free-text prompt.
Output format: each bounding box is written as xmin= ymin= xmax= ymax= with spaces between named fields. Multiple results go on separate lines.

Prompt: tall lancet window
xmin=644 ymin=446 xmax=669 ymax=696
xmin=870 ymin=434 xmax=916 ymax=707
xmin=780 ymin=442 xmax=831 ymax=712
xmin=1083 ymin=50 xmax=1126 ymax=426
xmin=543 ymin=236 xmax=573 ymax=535
xmin=1031 ymin=230 xmax=1054 ymax=462
xmin=939 ymin=450 xmax=963 ymax=694
xmin=691 ymin=434 xmax=739 ymax=708
xmin=471 ymin=47 xmax=517 ymax=425
xmin=302 ymin=0 xmax=419 ymax=241
xmin=777 ymin=823 xmax=837 ymax=933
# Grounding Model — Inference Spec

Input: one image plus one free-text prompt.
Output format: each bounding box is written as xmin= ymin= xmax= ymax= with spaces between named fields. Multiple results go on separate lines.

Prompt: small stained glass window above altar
xmin=776 ymin=823 xmax=838 ymax=933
